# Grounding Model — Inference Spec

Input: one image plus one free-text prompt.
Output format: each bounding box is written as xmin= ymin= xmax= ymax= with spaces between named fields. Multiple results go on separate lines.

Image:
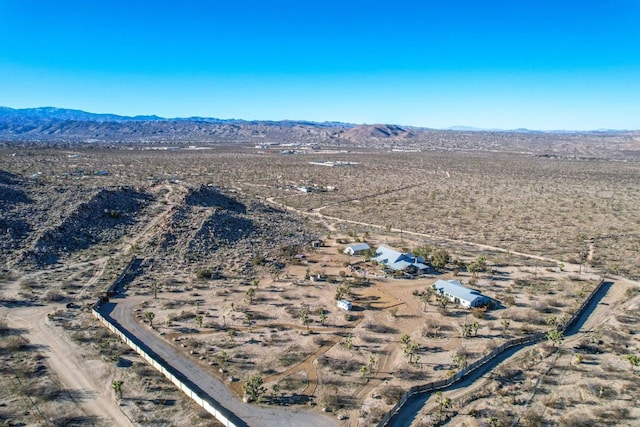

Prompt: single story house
xmin=373 ymin=246 xmax=429 ymax=273
xmin=337 ymin=299 xmax=353 ymax=311
xmin=343 ymin=242 xmax=371 ymax=256
xmin=433 ymin=279 xmax=490 ymax=308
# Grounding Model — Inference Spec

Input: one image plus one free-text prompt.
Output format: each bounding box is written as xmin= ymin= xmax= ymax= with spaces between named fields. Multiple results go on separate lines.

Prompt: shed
xmin=337 ymin=299 xmax=353 ymax=311
xmin=343 ymin=243 xmax=371 ymax=256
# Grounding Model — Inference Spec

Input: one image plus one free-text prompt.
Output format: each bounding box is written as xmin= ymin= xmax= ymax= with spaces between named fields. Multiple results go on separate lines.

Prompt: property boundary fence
xmin=92 ymin=258 xmax=244 ymax=427
xmin=378 ymin=278 xmax=608 ymax=426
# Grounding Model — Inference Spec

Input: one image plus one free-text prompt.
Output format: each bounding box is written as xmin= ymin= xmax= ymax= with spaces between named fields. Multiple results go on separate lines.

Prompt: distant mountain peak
xmin=339 ymin=124 xmax=413 ymax=141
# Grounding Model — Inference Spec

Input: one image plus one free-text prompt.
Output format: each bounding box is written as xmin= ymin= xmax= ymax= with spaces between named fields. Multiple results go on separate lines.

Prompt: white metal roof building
xmin=433 ymin=279 xmax=490 ymax=308
xmin=343 ymin=242 xmax=371 ymax=256
xmin=373 ymin=246 xmax=429 ymax=272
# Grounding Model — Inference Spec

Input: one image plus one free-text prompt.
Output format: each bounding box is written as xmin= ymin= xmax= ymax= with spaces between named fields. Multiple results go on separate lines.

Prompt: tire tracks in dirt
xmin=1 ymin=305 xmax=133 ymax=426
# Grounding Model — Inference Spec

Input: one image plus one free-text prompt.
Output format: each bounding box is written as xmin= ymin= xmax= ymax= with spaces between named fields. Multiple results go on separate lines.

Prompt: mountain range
xmin=1 ymin=106 xmax=639 ymax=162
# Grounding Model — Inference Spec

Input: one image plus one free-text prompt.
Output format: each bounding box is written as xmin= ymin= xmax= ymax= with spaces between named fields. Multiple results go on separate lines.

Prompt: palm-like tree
xmin=143 ymin=311 xmax=155 ymax=328
xmin=195 ymin=314 xmax=204 ymax=328
xmin=112 ymin=380 xmax=124 ymax=400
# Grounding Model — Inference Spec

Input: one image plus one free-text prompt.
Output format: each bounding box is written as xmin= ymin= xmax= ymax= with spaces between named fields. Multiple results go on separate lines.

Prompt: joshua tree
xmin=501 ymin=319 xmax=511 ymax=335
xmin=151 ymin=280 xmax=160 ymax=299
xmin=626 ymin=354 xmax=640 ymax=371
xmin=112 ymin=380 xmax=124 ymax=400
xmin=460 ymin=322 xmax=473 ymax=338
xmin=546 ymin=329 xmax=564 ymax=347
xmin=299 ymin=310 xmax=311 ymax=331
xmin=368 ymin=354 xmax=377 ymax=374
xmin=216 ymin=350 xmax=229 ymax=368
xmin=343 ymin=334 xmax=353 ymax=350
xmin=242 ymin=374 xmax=265 ymax=403
xmin=195 ymin=314 xmax=204 ymax=328
xmin=271 ymin=383 xmax=280 ymax=400
xmin=452 ymin=352 xmax=468 ymax=370
xmin=360 ymin=365 xmax=370 ymax=381
xmin=472 ymin=321 xmax=480 ymax=336
xmin=245 ymin=286 xmax=256 ymax=304
xmin=435 ymin=391 xmax=451 ymax=421
xmin=143 ymin=311 xmax=155 ymax=328
xmin=467 ymin=255 xmax=488 ymax=278
xmin=400 ymin=334 xmax=420 ymax=364
xmin=438 ymin=295 xmax=450 ymax=313
xmin=319 ymin=310 xmax=328 ymax=327
xmin=417 ymin=288 xmax=434 ymax=311
xmin=244 ymin=311 xmax=253 ymax=325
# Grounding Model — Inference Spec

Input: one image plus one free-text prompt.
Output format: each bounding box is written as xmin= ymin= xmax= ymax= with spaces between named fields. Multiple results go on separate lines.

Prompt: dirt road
xmin=389 ymin=279 xmax=626 ymax=427
xmin=1 ymin=304 xmax=133 ymax=426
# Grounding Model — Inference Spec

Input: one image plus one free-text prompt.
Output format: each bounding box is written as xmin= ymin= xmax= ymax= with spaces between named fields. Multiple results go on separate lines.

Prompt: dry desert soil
xmin=1 ymin=142 xmax=639 ymax=426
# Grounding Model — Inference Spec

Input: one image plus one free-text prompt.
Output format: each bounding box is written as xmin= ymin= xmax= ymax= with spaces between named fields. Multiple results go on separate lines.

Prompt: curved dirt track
xmin=388 ymin=279 xmax=623 ymax=427
xmin=104 ymin=295 xmax=337 ymax=427
xmin=1 ymin=304 xmax=133 ymax=426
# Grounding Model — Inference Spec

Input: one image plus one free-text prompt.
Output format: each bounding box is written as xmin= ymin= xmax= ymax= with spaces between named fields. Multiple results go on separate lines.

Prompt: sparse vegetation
xmin=1 ymin=141 xmax=639 ymax=426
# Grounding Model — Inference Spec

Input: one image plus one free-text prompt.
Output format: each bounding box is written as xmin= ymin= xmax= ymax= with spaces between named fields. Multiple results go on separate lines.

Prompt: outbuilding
xmin=433 ymin=279 xmax=490 ymax=308
xmin=343 ymin=243 xmax=371 ymax=256
xmin=337 ymin=299 xmax=353 ymax=311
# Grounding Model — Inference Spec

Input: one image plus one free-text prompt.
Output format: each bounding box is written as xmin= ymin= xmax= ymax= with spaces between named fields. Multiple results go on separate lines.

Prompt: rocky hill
xmin=21 ymin=187 xmax=153 ymax=265
xmin=1 ymin=171 xmax=316 ymax=274
xmin=0 ymin=170 xmax=32 ymax=253
xmin=155 ymin=185 xmax=315 ymax=276
xmin=339 ymin=124 xmax=413 ymax=142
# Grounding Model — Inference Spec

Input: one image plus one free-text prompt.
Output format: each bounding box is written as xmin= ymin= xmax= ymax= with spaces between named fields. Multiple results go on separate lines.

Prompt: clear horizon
xmin=1 ymin=1 xmax=639 ymax=131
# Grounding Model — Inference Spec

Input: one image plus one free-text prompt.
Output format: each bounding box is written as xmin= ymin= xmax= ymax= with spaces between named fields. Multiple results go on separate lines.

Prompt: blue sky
xmin=1 ymin=1 xmax=639 ymax=129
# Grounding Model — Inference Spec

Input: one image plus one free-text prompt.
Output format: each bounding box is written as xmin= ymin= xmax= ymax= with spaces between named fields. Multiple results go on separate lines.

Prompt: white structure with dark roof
xmin=433 ymin=279 xmax=490 ymax=308
xmin=343 ymin=242 xmax=371 ymax=256
xmin=373 ymin=246 xmax=429 ymax=273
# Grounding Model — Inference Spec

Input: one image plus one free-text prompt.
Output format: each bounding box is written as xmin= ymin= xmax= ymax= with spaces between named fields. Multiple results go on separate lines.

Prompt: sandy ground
xmin=1 ymin=303 xmax=133 ymax=426
xmin=1 ymin=179 xmax=628 ymax=426
xmin=408 ymin=276 xmax=640 ymax=426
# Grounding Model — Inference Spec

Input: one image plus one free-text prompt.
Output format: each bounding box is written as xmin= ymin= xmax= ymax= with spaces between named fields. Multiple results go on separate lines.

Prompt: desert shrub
xmin=317 ymin=355 xmax=362 ymax=373
xmin=360 ymin=334 xmax=382 ymax=343
xmin=28 ymin=381 xmax=60 ymax=401
xmin=395 ymin=368 xmax=423 ymax=381
xmin=501 ymin=294 xmax=516 ymax=306
xmin=624 ymin=286 xmax=640 ymax=299
xmin=169 ymin=310 xmax=196 ymax=322
xmin=279 ymin=374 xmax=307 ymax=392
xmin=616 ymin=314 xmax=639 ymax=324
xmin=43 ymin=290 xmax=66 ymax=302
xmin=592 ymin=407 xmax=630 ymax=422
xmin=470 ymin=307 xmax=486 ymax=319
xmin=3 ymin=336 xmax=27 ymax=352
xmin=546 ymin=297 xmax=564 ymax=307
xmin=532 ymin=302 xmax=557 ymax=314
xmin=319 ymin=392 xmax=342 ymax=410
xmin=313 ymin=335 xmax=331 ymax=346
xmin=363 ymin=322 xmax=398 ymax=334
xmin=0 ymin=269 xmax=16 ymax=282
xmin=559 ymin=414 xmax=597 ymax=427
xmin=380 ymin=386 xmax=405 ymax=405
xmin=279 ymin=345 xmax=308 ymax=367
xmin=195 ymin=269 xmax=212 ymax=280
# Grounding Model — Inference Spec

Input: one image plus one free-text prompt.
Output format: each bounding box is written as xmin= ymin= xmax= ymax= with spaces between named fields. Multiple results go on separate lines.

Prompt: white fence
xmin=92 ymin=303 xmax=244 ymax=427
xmin=378 ymin=278 xmax=608 ymax=426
